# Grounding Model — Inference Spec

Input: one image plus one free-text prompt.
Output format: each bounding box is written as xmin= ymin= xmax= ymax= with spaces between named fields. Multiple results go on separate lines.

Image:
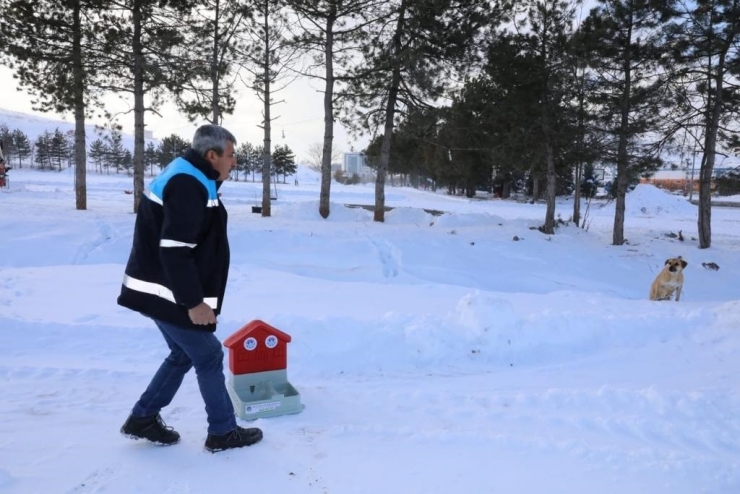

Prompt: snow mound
xmin=433 ymin=212 xmax=506 ymax=228
xmin=273 ymin=200 xmax=372 ymax=222
xmin=384 ymin=207 xmax=435 ymax=225
xmin=612 ymin=184 xmax=697 ymax=217
xmin=294 ymin=164 xmax=323 ymax=184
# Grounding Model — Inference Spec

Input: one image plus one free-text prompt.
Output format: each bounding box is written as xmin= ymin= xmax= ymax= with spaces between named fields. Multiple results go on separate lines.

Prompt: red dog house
xmin=222 ymin=319 xmax=303 ymax=420
xmin=223 ymin=319 xmax=292 ymax=375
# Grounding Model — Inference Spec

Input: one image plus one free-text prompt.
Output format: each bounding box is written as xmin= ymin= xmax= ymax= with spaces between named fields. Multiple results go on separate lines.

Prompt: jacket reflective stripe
xmin=145 ymin=189 xmax=163 ymax=205
xmin=123 ymin=275 xmax=218 ymax=309
xmin=160 ymin=239 xmax=196 ymax=248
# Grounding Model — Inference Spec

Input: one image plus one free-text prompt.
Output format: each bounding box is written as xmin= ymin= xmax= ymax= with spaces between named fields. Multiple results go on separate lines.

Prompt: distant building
xmin=640 ymin=169 xmax=705 ymax=194
xmin=343 ymin=153 xmax=367 ymax=175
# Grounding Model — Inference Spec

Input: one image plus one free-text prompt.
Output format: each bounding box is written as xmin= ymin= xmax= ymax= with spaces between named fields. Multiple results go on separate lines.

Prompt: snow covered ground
xmin=1 ymin=167 xmax=739 ymax=493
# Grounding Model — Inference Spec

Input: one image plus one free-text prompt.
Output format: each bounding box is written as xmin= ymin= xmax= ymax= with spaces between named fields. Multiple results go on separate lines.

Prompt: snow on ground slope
xmin=0 ymin=107 xmax=149 ymax=153
xmin=0 ymin=169 xmax=739 ymax=493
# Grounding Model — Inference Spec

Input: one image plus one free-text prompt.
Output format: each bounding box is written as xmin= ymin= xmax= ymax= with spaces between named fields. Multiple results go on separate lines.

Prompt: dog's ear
xmin=681 ymin=259 xmax=687 ymax=268
xmin=665 ymin=259 xmax=671 ymax=265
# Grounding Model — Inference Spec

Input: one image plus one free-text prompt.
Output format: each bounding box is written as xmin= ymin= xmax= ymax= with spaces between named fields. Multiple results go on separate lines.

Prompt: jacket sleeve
xmin=159 ymin=174 xmax=207 ymax=309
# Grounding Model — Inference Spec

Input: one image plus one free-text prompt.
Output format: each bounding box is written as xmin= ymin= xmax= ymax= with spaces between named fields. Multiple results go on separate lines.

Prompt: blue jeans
xmin=131 ymin=318 xmax=237 ymax=435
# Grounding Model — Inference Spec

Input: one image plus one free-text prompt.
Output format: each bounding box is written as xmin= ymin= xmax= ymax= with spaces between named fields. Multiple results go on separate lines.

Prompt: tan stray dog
xmin=649 ymin=257 xmax=687 ymax=301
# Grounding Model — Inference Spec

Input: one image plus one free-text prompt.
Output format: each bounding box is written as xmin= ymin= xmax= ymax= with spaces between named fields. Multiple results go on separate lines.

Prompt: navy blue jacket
xmin=117 ymin=149 xmax=230 ymax=332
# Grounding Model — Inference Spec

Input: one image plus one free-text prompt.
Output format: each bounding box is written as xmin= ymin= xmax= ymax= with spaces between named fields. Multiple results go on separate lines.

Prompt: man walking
xmin=118 ymin=124 xmax=262 ymax=452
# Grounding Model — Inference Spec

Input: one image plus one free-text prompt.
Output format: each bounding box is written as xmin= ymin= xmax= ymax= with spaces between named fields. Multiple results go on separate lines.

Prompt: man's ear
xmin=205 ymin=149 xmax=218 ymax=163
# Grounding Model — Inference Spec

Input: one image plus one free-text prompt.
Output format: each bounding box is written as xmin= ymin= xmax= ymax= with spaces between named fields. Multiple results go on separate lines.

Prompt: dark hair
xmin=192 ymin=124 xmax=236 ymax=159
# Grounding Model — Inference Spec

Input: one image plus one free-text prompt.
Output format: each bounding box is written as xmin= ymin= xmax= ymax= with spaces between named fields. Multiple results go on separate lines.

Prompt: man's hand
xmin=188 ymin=302 xmax=217 ymax=325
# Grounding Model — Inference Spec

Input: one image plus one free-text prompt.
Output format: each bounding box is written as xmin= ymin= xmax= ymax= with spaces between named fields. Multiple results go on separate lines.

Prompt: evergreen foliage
xmin=174 ymin=0 xmax=250 ymax=124
xmin=340 ymin=0 xmax=496 ymax=221
xmin=157 ymin=135 xmax=192 ymax=170
xmin=12 ymin=129 xmax=33 ymax=168
xmin=0 ymin=0 xmax=104 ymax=209
xmin=285 ymin=0 xmax=386 ymax=218
xmin=715 ymin=170 xmax=740 ymax=196
xmin=236 ymin=142 xmax=260 ymax=181
xmin=236 ymin=0 xmax=301 ymax=216
xmin=272 ymin=143 xmax=296 ymax=182
xmin=1 ymin=0 xmax=737 ymax=245
xmin=663 ymin=0 xmax=740 ymax=248
xmin=95 ymin=0 xmax=205 ymax=210
xmin=575 ymin=0 xmax=673 ymax=244
xmin=89 ymin=139 xmax=108 ymax=173
xmin=144 ymin=141 xmax=158 ymax=176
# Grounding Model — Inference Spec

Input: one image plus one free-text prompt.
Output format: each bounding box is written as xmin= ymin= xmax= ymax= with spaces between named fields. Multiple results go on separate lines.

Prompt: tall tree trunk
xmin=532 ymin=174 xmax=540 ymax=201
xmin=573 ymin=162 xmax=582 ymax=224
xmin=261 ymin=1 xmax=272 ymax=217
xmin=542 ymin=141 xmax=556 ymax=233
xmin=541 ymin=77 xmax=555 ymax=232
xmin=697 ymin=11 xmax=738 ymax=248
xmin=698 ymin=82 xmax=723 ymax=249
xmin=573 ymin=73 xmax=586 ymax=225
xmin=374 ymin=0 xmax=406 ymax=223
xmin=211 ymin=0 xmax=221 ymax=125
xmin=613 ymin=17 xmax=632 ymax=246
xmin=613 ymin=131 xmax=630 ymax=245
xmin=132 ymin=0 xmax=145 ymax=213
xmin=538 ymin=9 xmax=556 ymax=234
xmin=319 ymin=7 xmax=337 ymax=219
xmin=72 ymin=0 xmax=87 ymax=211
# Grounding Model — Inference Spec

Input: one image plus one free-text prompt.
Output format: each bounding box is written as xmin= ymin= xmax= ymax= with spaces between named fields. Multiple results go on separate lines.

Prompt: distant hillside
xmin=0 ymin=107 xmax=150 ymax=152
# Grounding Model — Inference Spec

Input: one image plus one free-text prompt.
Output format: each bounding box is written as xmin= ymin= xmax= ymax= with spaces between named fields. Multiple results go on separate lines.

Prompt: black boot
xmin=121 ymin=413 xmax=180 ymax=446
xmin=205 ymin=426 xmax=263 ymax=452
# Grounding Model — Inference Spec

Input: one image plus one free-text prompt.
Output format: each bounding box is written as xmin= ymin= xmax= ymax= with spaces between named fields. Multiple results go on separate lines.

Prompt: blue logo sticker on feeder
xmin=244 ymin=337 xmax=257 ymax=351
xmin=265 ymin=335 xmax=278 ymax=349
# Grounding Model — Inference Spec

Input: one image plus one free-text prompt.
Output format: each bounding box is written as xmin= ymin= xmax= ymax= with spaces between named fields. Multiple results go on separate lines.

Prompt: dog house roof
xmin=223 ymin=319 xmax=292 ymax=348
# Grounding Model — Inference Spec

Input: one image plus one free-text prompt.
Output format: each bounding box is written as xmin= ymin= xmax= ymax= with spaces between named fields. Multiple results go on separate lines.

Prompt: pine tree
xmin=121 ymin=149 xmax=134 ymax=174
xmin=341 ymin=0 xmax=495 ymax=221
xmin=444 ymin=34 xmax=542 ymax=198
xmin=35 ymin=131 xmax=53 ymax=170
xmin=144 ymin=141 xmax=158 ymax=176
xmin=97 ymin=0 xmax=200 ymax=211
xmin=50 ymin=128 xmax=70 ymax=171
xmin=272 ymin=143 xmax=296 ymax=182
xmin=238 ymin=0 xmax=301 ymax=216
xmin=250 ymin=144 xmax=265 ymax=181
xmin=0 ymin=0 xmax=105 ymax=209
xmin=12 ymin=129 xmax=32 ymax=168
xmin=568 ymin=22 xmax=606 ymax=227
xmin=157 ymin=134 xmax=191 ymax=170
xmin=577 ymin=0 xmax=673 ymax=245
xmin=365 ymin=108 xmax=440 ymax=189
xmin=514 ymin=0 xmax=579 ymax=234
xmin=235 ymin=142 xmax=258 ymax=181
xmin=435 ymin=85 xmax=495 ymax=196
xmin=89 ymin=139 xmax=108 ymax=173
xmin=664 ymin=0 xmax=740 ymax=248
xmin=286 ymin=0 xmax=386 ymax=218
xmin=174 ymin=0 xmax=249 ymax=124
xmin=105 ymin=128 xmax=127 ymax=173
